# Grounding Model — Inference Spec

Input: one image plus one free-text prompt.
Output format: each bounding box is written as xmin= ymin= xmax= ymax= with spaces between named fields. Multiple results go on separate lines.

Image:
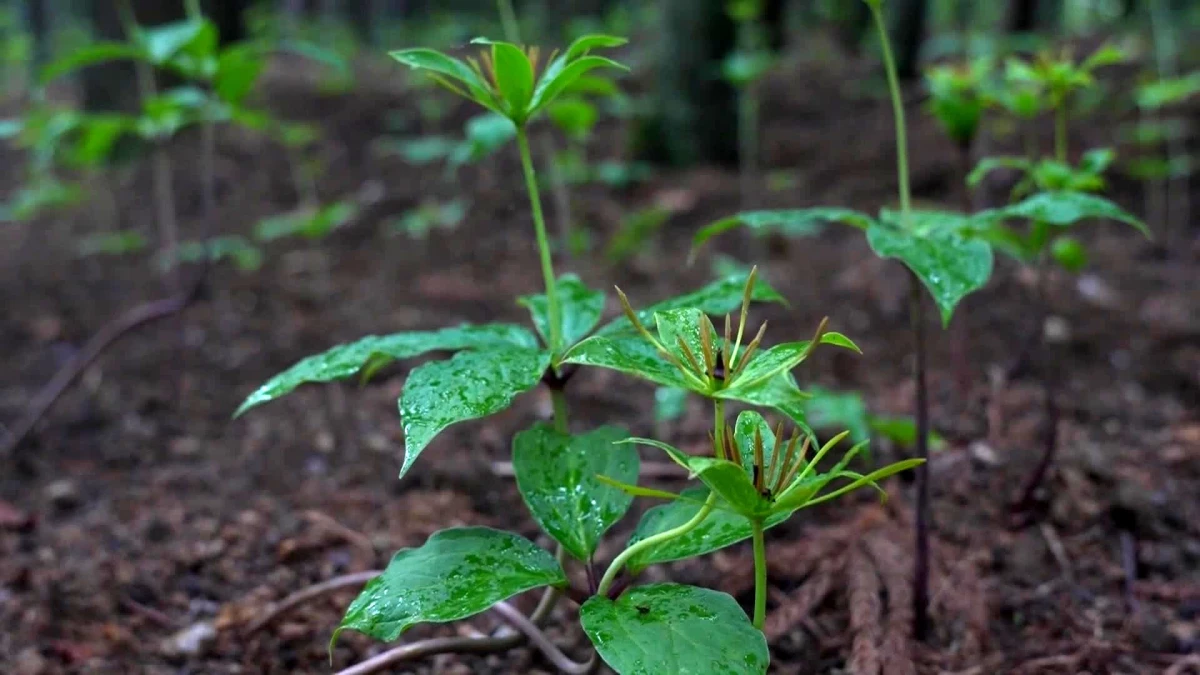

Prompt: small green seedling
xmin=389 ymin=198 xmax=470 ymax=240
xmin=924 ymin=57 xmax=992 ymax=157
xmin=237 ymin=33 xmax=920 ymax=674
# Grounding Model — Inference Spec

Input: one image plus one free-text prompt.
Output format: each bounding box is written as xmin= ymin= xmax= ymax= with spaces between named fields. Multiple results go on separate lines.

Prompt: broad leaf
xmin=1050 ymin=235 xmax=1088 ymax=273
xmin=581 ymin=584 xmax=769 ymax=675
xmin=390 ymin=48 xmax=497 ymax=112
xmin=517 ymin=274 xmax=605 ymax=350
xmin=866 ymin=215 xmax=994 ymax=325
xmin=725 ymin=333 xmax=859 ymax=392
xmin=399 ymin=346 xmax=550 ymax=478
xmin=626 ymin=487 xmax=791 ymax=570
xmin=655 ymin=308 xmax=714 ymax=375
xmin=512 ymin=424 xmax=637 ymax=561
xmin=733 ymin=410 xmax=777 ymax=481
xmin=531 ymin=55 xmax=628 ymax=115
xmin=562 ymin=334 xmax=692 ymax=389
xmin=137 ymin=18 xmax=215 ymax=66
xmin=214 ymin=44 xmax=267 ymax=104
xmin=563 ymin=34 xmax=629 ymax=61
xmin=596 ymin=274 xmax=785 ymax=336
xmin=715 ymin=372 xmax=812 ymax=436
xmin=625 ymin=437 xmax=768 ymax=518
xmin=235 ymin=324 xmax=538 ymax=415
xmin=40 ymin=42 xmax=147 ymax=86
xmin=334 ymin=527 xmax=565 ymax=645
xmin=994 ymin=191 xmax=1150 ymax=236
xmin=693 ymin=207 xmax=874 ymax=253
xmin=804 ymin=387 xmax=871 ymax=443
xmin=489 ymin=42 xmax=535 ymax=119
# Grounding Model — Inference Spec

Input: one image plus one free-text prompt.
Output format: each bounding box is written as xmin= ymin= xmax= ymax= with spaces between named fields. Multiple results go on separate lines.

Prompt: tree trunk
xmin=82 ymin=0 xmax=248 ymax=112
xmin=891 ymin=0 xmax=927 ymax=80
xmin=348 ymin=0 xmax=379 ymax=46
xmin=27 ymin=0 xmax=51 ymax=71
xmin=1007 ymin=0 xmax=1038 ymax=33
xmin=634 ymin=0 xmax=739 ymax=166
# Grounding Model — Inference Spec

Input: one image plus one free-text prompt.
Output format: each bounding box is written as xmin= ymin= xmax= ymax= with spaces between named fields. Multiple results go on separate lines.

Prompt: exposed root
xmin=245 ymin=570 xmax=382 ymax=635
xmin=847 ymin=544 xmax=883 ymax=675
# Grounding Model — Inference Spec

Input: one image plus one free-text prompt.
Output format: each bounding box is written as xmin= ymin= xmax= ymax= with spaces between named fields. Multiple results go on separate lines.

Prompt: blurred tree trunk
xmin=82 ymin=0 xmax=248 ymax=112
xmin=27 ymin=0 xmax=51 ymax=71
xmin=834 ymin=0 xmax=871 ymax=54
xmin=891 ymin=0 xmax=926 ymax=80
xmin=1007 ymin=0 xmax=1037 ymax=32
xmin=635 ymin=0 xmax=786 ymax=167
xmin=348 ymin=0 xmax=382 ymax=46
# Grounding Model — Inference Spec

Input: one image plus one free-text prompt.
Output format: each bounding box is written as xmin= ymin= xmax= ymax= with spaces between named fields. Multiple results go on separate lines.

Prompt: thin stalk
xmin=1054 ymin=105 xmax=1068 ymax=163
xmin=517 ymin=127 xmax=563 ymax=353
xmin=551 ymin=388 xmax=569 ymax=433
xmin=713 ymin=400 xmax=728 ymax=460
xmin=870 ymin=1 xmax=929 ymax=640
xmin=498 ymin=0 xmax=521 ymax=42
xmin=596 ymin=491 xmax=718 ymax=596
xmin=870 ymin=1 xmax=911 ymax=214
xmin=751 ymin=519 xmax=767 ymax=630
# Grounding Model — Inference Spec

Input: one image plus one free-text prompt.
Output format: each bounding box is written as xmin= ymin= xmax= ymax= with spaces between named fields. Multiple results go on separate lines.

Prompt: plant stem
xmin=870 ymin=1 xmax=911 ymax=214
xmin=1054 ymin=105 xmax=1068 ymax=163
xmin=498 ymin=0 xmax=521 ymax=42
xmin=871 ymin=1 xmax=929 ymax=640
xmin=909 ymin=274 xmax=931 ymax=641
xmin=751 ymin=519 xmax=767 ymax=630
xmin=596 ymin=491 xmax=718 ymax=596
xmin=551 ymin=388 xmax=569 ymax=433
xmin=517 ymin=127 xmax=563 ymax=354
xmin=713 ymin=399 xmax=728 ymax=460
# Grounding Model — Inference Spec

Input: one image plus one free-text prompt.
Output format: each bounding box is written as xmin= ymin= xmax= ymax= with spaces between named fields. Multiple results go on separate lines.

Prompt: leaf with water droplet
xmin=596 ymin=273 xmax=786 ymax=337
xmin=333 ymin=527 xmax=565 ymax=648
xmin=512 ymin=424 xmax=638 ymax=561
xmin=867 ymin=211 xmax=994 ymax=326
xmin=235 ymin=324 xmax=540 ymax=416
xmin=517 ymin=274 xmax=606 ymax=350
xmin=581 ymin=583 xmax=768 ymax=674
xmin=562 ymin=333 xmax=694 ymax=390
xmin=399 ymin=346 xmax=550 ymax=478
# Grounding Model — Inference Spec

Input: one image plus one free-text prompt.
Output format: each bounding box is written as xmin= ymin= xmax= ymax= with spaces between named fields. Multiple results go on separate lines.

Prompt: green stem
xmin=870 ymin=2 xmax=911 ymax=215
xmin=751 ymin=519 xmax=767 ymax=630
xmin=713 ymin=399 xmax=727 ymax=459
xmin=517 ymin=127 xmax=563 ymax=354
xmin=551 ymin=388 xmax=569 ymax=432
xmin=1054 ymin=105 xmax=1068 ymax=163
xmin=596 ymin=491 xmax=718 ymax=596
xmin=498 ymin=0 xmax=521 ymax=42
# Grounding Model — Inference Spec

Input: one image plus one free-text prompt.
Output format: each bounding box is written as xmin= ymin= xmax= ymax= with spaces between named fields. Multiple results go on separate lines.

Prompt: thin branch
xmin=491 ymin=601 xmax=596 ymax=675
xmin=334 ymin=635 xmax=518 ymax=675
xmin=246 ymin=570 xmax=382 ymax=635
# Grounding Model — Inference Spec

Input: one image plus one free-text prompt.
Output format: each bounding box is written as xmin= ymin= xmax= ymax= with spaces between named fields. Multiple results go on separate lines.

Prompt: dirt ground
xmin=1 ymin=51 xmax=1198 ymax=674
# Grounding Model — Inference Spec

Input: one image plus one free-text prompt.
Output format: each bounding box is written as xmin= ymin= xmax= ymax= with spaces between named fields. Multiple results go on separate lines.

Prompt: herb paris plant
xmin=237 ymin=33 xmax=922 ymax=672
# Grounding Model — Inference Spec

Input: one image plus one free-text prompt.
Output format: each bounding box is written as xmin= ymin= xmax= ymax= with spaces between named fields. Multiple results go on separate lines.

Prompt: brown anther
xmin=772 ymin=429 xmax=800 ymax=494
xmin=753 ymin=428 xmax=765 ymax=492
xmin=725 ymin=426 xmax=738 ymax=465
xmin=778 ymin=433 xmax=811 ymax=493
xmin=728 ymin=321 xmax=768 ymax=381
xmin=699 ymin=315 xmax=715 ymax=376
xmin=676 ymin=336 xmax=703 ymax=376
xmin=723 ymin=314 xmax=733 ymax=362
xmin=800 ymin=316 xmax=831 ymax=361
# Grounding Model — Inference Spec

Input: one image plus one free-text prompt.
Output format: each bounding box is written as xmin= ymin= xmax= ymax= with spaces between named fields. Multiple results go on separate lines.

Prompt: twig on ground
xmin=246 ymin=570 xmax=382 ymax=635
xmin=1038 ymin=522 xmax=1075 ymax=586
xmin=491 ymin=601 xmax=595 ymax=675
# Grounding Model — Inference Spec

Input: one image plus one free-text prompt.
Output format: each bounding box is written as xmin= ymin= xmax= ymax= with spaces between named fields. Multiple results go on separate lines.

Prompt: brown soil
xmin=2 ymin=53 xmax=1198 ymax=675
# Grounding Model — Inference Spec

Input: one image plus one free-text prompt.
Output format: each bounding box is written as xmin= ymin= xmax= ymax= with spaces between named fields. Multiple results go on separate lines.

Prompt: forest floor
xmin=1 ymin=51 xmax=1199 ymax=674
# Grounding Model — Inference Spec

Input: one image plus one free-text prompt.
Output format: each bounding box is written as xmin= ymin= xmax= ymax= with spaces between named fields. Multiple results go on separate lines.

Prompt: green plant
xmin=722 ymin=0 xmax=773 ymax=207
xmin=237 ymin=33 xmax=920 ymax=673
xmin=694 ymin=0 xmax=995 ymax=639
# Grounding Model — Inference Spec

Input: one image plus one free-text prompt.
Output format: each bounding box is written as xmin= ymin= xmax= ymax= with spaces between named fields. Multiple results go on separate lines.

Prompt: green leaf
xmin=693 ymin=207 xmax=873 ymax=254
xmin=805 ymin=387 xmax=871 ymax=443
xmin=531 ymin=55 xmax=628 ymax=116
xmin=489 ymin=42 xmax=536 ymax=120
xmin=733 ymin=410 xmax=777 ymax=480
xmin=214 ymin=44 xmax=267 ymax=104
xmin=687 ymin=457 xmax=768 ymax=516
xmin=547 ymin=97 xmax=599 ymax=140
xmin=77 ymin=230 xmax=148 ymax=257
xmin=715 ymin=372 xmax=812 ymax=436
xmin=866 ymin=416 xmax=944 ymax=449
xmin=235 ymin=324 xmax=539 ymax=415
xmin=726 ymin=332 xmax=857 ymax=393
xmin=512 ymin=425 xmax=637 ymax=561
xmin=137 ymin=18 xmax=215 ymax=66
xmin=399 ymin=346 xmax=550 ymax=478
xmin=655 ymin=308 xmax=713 ymax=374
xmin=967 ymin=156 xmax=1031 ymax=188
xmin=40 ymin=42 xmax=147 ymax=86
xmin=596 ymin=274 xmax=786 ymax=337
xmin=774 ymin=458 xmax=924 ymax=511
xmin=627 ymin=488 xmax=791 ymax=570
xmin=562 ymin=334 xmax=692 ymax=390
xmin=995 ymin=191 xmax=1150 ymax=237
xmin=334 ymin=527 xmax=565 ymax=645
xmin=866 ymin=216 xmax=994 ymax=325
xmin=517 ymin=274 xmax=605 ymax=350
xmin=563 ymin=34 xmax=628 ymax=61
xmin=390 ymin=48 xmax=496 ymax=111
xmin=1136 ymin=72 xmax=1200 ymax=110
xmin=1050 ymin=235 xmax=1088 ymax=273
xmin=654 ymin=387 xmax=689 ymax=423
xmin=581 ymin=584 xmax=769 ymax=675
